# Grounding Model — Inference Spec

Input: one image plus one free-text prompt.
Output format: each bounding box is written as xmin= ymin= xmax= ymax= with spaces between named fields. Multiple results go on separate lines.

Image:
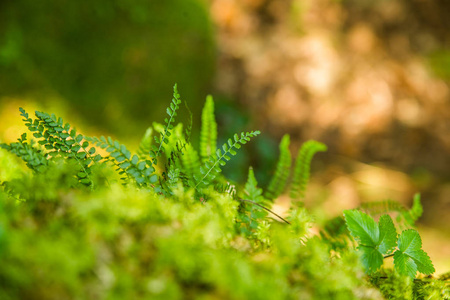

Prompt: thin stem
xmin=237 ymin=198 xmax=291 ymax=225
xmin=383 ymin=253 xmax=395 ymax=259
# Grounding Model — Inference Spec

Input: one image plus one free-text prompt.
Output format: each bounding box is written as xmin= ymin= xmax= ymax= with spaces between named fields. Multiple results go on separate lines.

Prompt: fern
xmin=361 ymin=194 xmax=423 ymax=228
xmin=265 ymin=134 xmax=291 ymax=201
xmin=1 ymin=108 xmax=102 ymax=186
xmin=87 ymin=136 xmax=157 ymax=186
xmin=137 ymin=127 xmax=153 ymax=159
xmin=401 ymin=193 xmax=423 ymax=226
xmin=237 ymin=167 xmax=269 ymax=235
xmin=290 ymin=140 xmax=327 ymax=201
xmin=180 ymin=143 xmax=201 ymax=182
xmin=0 ymin=133 xmax=48 ymax=173
xmin=194 ymin=131 xmax=260 ymax=190
xmin=199 ymin=95 xmax=217 ymax=162
xmin=150 ymin=84 xmax=182 ymax=162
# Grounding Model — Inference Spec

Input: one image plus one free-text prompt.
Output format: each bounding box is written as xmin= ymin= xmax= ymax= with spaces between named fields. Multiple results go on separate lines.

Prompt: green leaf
xmin=394 ymin=251 xmax=417 ymax=279
xmin=120 ymin=161 xmax=131 ymax=169
xmin=343 ymin=210 xmax=379 ymax=248
xmin=378 ymin=214 xmax=397 ymax=254
xmin=360 ymin=246 xmax=384 ymax=274
xmin=131 ymin=155 xmax=139 ymax=165
xmin=394 ymin=229 xmax=435 ymax=278
xmin=344 ymin=210 xmax=399 ymax=274
xmin=76 ymin=152 xmax=87 ymax=159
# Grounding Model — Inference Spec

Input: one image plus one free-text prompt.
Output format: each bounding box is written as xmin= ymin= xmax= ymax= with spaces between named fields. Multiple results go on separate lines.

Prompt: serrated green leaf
xmin=360 ymin=246 xmax=384 ymax=274
xmin=378 ymin=214 xmax=397 ymax=254
xmin=394 ymin=251 xmax=417 ymax=279
xmin=394 ymin=229 xmax=435 ymax=278
xmin=344 ymin=210 xmax=379 ymax=247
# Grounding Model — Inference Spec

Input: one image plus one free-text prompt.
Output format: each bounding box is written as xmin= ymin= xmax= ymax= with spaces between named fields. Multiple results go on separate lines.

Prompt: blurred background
xmin=0 ymin=0 xmax=449 ymax=272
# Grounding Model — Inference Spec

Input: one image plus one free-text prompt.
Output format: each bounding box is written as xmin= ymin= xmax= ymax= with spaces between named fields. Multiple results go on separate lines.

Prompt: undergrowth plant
xmin=0 ymin=84 xmax=448 ymax=299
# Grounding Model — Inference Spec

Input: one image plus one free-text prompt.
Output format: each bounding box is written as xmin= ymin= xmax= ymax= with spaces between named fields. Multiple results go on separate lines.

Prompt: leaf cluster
xmin=344 ymin=209 xmax=435 ymax=279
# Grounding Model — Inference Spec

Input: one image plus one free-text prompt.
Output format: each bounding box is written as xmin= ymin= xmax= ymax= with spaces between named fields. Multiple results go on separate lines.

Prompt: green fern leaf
xmin=181 ymin=143 xmax=201 ymax=184
xmin=401 ymin=193 xmax=423 ymax=226
xmin=265 ymin=134 xmax=291 ymax=201
xmin=244 ymin=167 xmax=265 ymax=204
xmin=290 ymin=140 xmax=327 ymax=201
xmin=87 ymin=136 xmax=157 ymax=186
xmin=154 ymin=84 xmax=182 ymax=160
xmin=137 ymin=127 xmax=153 ymax=159
xmin=0 ymin=133 xmax=48 ymax=173
xmin=195 ymin=131 xmax=260 ymax=190
xmin=200 ymin=95 xmax=217 ymax=162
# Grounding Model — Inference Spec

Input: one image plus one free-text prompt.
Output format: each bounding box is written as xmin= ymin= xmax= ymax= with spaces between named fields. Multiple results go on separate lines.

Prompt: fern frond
xmin=265 ymin=134 xmax=291 ymax=201
xmin=87 ymin=136 xmax=157 ymax=186
xmin=290 ymin=140 xmax=327 ymax=201
xmin=151 ymin=84 xmax=182 ymax=162
xmin=194 ymin=131 xmax=260 ymax=190
xmin=183 ymin=99 xmax=193 ymax=145
xmin=137 ymin=127 xmax=153 ymax=159
xmin=0 ymin=133 xmax=48 ymax=173
xmin=199 ymin=95 xmax=217 ymax=162
xmin=180 ymin=143 xmax=201 ymax=181
xmin=244 ymin=167 xmax=266 ymax=205
xmin=360 ymin=200 xmax=405 ymax=216
xmin=5 ymin=108 xmax=102 ymax=186
xmin=360 ymin=194 xmax=423 ymax=228
xmin=401 ymin=193 xmax=423 ymax=226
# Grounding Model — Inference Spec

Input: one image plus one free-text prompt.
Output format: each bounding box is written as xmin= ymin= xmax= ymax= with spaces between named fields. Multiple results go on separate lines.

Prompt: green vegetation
xmin=0 ymin=86 xmax=449 ymax=299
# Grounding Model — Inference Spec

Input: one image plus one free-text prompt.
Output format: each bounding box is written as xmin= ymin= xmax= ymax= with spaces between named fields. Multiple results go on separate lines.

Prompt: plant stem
xmin=237 ymin=198 xmax=291 ymax=225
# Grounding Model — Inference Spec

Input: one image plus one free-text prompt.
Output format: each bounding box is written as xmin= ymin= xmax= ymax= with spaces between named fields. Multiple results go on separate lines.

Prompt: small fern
xmin=237 ymin=167 xmax=269 ymax=236
xmin=137 ymin=127 xmax=153 ymax=159
xmin=180 ymin=143 xmax=201 ymax=183
xmin=0 ymin=133 xmax=48 ymax=173
xmin=199 ymin=95 xmax=217 ymax=162
xmin=87 ymin=136 xmax=157 ymax=186
xmin=360 ymin=194 xmax=423 ymax=228
xmin=1 ymin=108 xmax=103 ymax=186
xmin=265 ymin=134 xmax=291 ymax=201
xmin=194 ymin=131 xmax=260 ymax=190
xmin=150 ymin=84 xmax=182 ymax=163
xmin=290 ymin=140 xmax=327 ymax=201
xmin=401 ymin=193 xmax=423 ymax=226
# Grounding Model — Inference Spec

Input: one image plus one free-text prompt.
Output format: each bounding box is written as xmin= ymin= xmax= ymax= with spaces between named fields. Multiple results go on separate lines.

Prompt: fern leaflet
xmin=194 ymin=131 xmax=260 ymax=189
xmin=290 ymin=140 xmax=327 ymax=201
xmin=265 ymin=134 xmax=291 ymax=201
xmin=150 ymin=84 xmax=181 ymax=162
xmin=87 ymin=136 xmax=157 ymax=186
xmin=199 ymin=95 xmax=217 ymax=162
